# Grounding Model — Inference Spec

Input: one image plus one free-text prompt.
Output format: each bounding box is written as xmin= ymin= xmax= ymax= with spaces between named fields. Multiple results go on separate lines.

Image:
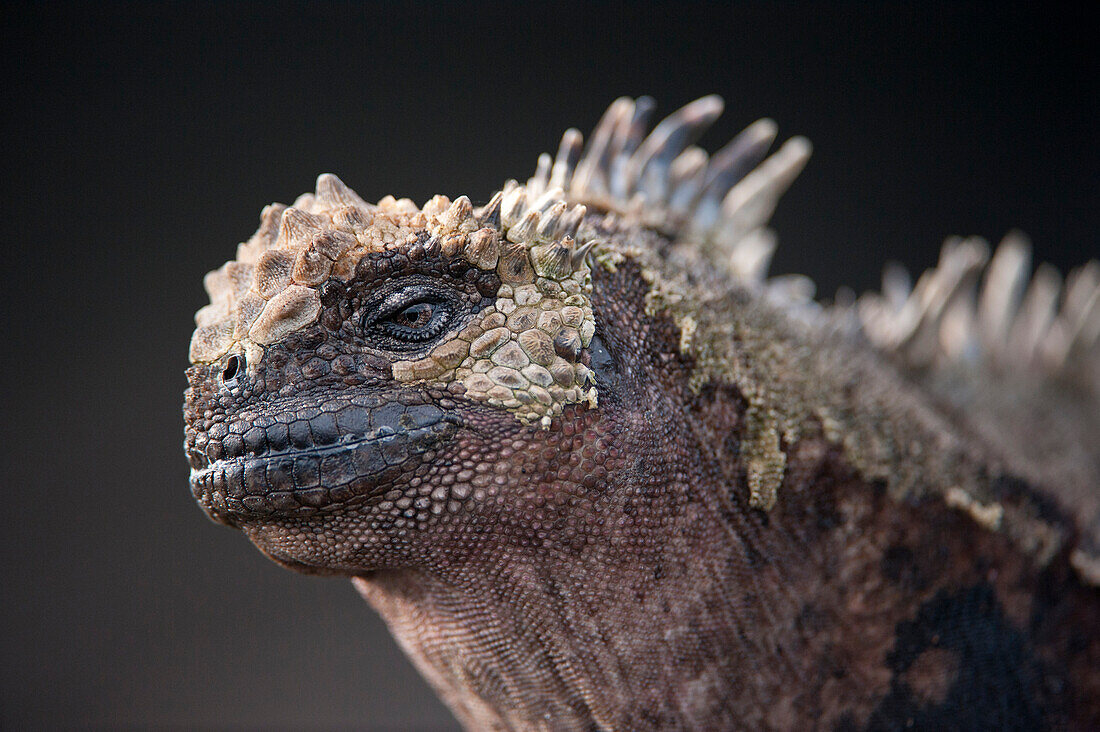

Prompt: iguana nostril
xmin=221 ymin=354 xmax=242 ymax=386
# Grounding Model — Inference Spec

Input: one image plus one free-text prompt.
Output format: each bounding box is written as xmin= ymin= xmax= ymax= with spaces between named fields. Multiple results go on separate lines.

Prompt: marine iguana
xmin=184 ymin=96 xmax=1100 ymax=729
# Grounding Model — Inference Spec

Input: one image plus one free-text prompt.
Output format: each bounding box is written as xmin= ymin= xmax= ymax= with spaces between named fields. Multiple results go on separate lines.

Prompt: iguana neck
xmin=346 ymin=371 xmax=865 ymax=730
xmin=350 ymin=387 xmax=755 ymax=728
xmin=353 ymin=492 xmax=770 ymax=728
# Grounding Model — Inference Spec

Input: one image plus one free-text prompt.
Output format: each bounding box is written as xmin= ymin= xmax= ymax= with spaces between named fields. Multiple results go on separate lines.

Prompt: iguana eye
xmin=380 ymin=299 xmax=451 ymax=341
xmin=364 ymin=284 xmax=459 ymax=351
xmin=390 ymin=302 xmax=436 ymax=331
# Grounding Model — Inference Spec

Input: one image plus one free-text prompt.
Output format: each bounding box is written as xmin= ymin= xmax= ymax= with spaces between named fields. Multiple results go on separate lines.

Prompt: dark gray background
xmin=2 ymin=2 xmax=1096 ymax=728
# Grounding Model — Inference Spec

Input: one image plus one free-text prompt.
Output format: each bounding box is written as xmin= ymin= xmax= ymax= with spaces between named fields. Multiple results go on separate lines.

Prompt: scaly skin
xmin=184 ymin=97 xmax=1100 ymax=729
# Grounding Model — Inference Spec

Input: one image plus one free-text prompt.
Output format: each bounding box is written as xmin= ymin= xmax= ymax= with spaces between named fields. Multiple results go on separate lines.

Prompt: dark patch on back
xmin=880 ymin=544 xmax=928 ymax=592
xmin=795 ymin=603 xmax=827 ymax=635
xmin=865 ymin=583 xmax=1053 ymax=731
xmin=833 ymin=712 xmax=859 ymax=732
xmin=806 ymin=464 xmax=843 ymax=532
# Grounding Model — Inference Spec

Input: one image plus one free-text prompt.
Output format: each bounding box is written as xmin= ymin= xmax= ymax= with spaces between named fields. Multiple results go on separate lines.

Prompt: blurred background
xmin=2 ymin=2 xmax=1096 ymax=728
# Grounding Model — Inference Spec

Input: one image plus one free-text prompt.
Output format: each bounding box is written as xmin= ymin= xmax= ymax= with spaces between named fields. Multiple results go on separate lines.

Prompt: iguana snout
xmin=187 ymin=385 xmax=462 ymax=526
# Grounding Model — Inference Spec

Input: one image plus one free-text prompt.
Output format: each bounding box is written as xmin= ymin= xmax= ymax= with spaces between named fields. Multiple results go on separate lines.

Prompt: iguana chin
xmin=183 ymin=95 xmax=1100 ymax=729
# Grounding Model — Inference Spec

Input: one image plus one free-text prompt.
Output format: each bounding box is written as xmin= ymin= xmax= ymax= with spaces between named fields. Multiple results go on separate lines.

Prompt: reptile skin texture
xmin=184 ymin=97 xmax=1100 ymax=730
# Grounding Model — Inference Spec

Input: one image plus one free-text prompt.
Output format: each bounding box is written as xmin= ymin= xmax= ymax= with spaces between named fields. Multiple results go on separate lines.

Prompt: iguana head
xmin=183 ymin=96 xmax=810 ymax=573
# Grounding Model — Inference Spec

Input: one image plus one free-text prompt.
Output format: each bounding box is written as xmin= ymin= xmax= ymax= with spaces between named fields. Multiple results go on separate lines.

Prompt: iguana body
xmin=184 ymin=97 xmax=1100 ymax=729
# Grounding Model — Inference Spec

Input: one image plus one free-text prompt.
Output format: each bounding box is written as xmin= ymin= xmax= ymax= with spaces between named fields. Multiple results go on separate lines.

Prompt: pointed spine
xmin=691 ymin=118 xmax=779 ymax=233
xmin=527 ymin=153 xmax=552 ymax=199
xmin=440 ymin=195 xmax=474 ymax=232
xmin=507 ymin=209 xmax=541 ymax=244
xmin=572 ymin=238 xmax=597 ymax=269
xmin=625 ymin=95 xmax=724 ymax=204
xmin=277 ymin=208 xmax=324 ymax=247
xmin=537 ymin=201 xmax=568 ymax=241
xmin=478 ymin=190 xmax=503 ymax=229
xmin=549 ymin=128 xmax=583 ymax=191
xmin=501 ymin=187 xmax=528 ymax=228
xmin=530 ymin=236 xmax=575 ymax=279
xmin=572 ymin=97 xmax=634 ymax=197
xmin=315 ymin=173 xmax=370 ymax=209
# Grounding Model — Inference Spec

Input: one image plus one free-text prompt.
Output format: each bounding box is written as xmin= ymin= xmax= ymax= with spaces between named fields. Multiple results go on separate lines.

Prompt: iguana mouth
xmin=188 ymin=396 xmax=461 ymax=523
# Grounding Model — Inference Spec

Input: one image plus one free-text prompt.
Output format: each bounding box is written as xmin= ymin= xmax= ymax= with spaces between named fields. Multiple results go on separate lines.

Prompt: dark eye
xmin=377 ymin=298 xmax=452 ymax=344
xmin=390 ymin=302 xmax=436 ymax=331
xmin=364 ymin=285 xmax=460 ymax=351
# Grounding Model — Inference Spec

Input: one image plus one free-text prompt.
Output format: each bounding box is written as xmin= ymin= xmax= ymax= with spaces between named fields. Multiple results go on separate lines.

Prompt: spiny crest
xmin=858 ymin=232 xmax=1100 ymax=379
xmin=189 ymin=174 xmax=593 ymax=366
xmin=526 ymin=95 xmax=812 ymax=285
